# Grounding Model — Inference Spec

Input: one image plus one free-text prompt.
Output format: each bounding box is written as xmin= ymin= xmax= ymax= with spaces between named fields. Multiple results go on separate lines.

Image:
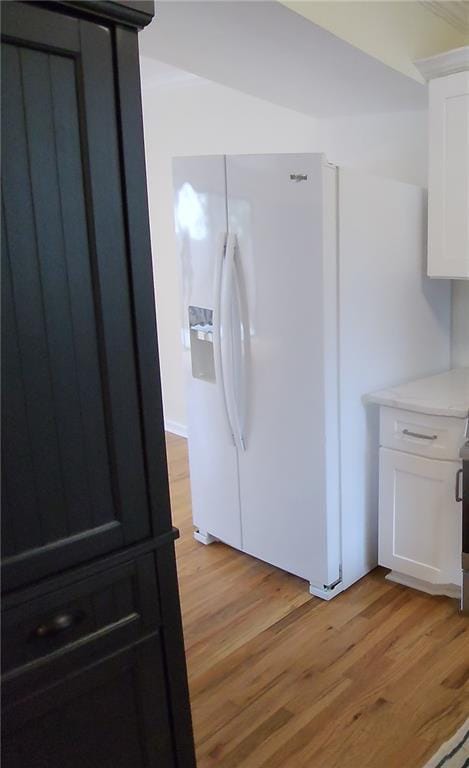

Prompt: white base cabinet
xmin=379 ymin=447 xmax=462 ymax=589
xmin=367 ymin=375 xmax=467 ymax=598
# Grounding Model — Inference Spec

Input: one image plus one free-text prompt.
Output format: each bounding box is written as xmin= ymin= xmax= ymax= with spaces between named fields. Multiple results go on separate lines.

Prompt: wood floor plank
xmin=166 ymin=433 xmax=469 ymax=768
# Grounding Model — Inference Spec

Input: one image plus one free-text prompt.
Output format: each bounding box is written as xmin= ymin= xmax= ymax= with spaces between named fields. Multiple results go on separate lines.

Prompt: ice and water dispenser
xmin=188 ymin=306 xmax=215 ymax=382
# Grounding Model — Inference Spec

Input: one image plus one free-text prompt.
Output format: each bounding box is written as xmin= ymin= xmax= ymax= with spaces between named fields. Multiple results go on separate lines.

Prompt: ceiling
xmin=281 ymin=1 xmax=467 ymax=82
xmin=139 ymin=1 xmax=427 ymax=118
xmin=421 ymin=2 xmax=469 ymax=35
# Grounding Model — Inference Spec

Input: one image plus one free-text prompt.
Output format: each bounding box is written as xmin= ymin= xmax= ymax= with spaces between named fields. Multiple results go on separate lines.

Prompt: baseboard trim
xmin=386 ymin=570 xmax=461 ymax=599
xmin=164 ymin=420 xmax=188 ymax=438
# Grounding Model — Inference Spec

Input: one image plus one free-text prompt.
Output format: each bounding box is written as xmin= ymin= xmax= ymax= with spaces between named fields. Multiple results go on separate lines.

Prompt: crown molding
xmin=415 ymin=46 xmax=469 ymax=80
xmin=420 ymin=1 xmax=469 ymax=35
xmin=37 ymin=1 xmax=155 ymax=29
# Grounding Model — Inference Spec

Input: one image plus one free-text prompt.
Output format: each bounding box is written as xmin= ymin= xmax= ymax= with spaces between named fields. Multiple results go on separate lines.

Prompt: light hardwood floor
xmin=166 ymin=432 xmax=469 ymax=768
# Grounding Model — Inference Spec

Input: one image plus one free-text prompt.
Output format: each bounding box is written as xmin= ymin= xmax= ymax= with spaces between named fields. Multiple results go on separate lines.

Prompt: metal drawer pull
xmin=402 ymin=429 xmax=438 ymax=441
xmin=32 ymin=612 xmax=82 ymax=639
xmin=455 ymin=468 xmax=463 ymax=503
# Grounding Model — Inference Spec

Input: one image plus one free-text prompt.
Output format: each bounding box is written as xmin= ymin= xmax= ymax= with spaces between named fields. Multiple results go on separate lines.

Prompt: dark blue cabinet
xmin=1 ymin=3 xmax=195 ymax=766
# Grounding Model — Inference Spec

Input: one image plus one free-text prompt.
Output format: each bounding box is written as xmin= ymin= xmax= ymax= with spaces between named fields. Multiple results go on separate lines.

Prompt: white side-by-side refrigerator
xmin=172 ymin=153 xmax=451 ymax=599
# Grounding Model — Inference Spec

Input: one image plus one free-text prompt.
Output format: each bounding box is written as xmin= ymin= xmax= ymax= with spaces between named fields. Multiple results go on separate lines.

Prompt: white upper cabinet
xmin=416 ymin=47 xmax=469 ymax=279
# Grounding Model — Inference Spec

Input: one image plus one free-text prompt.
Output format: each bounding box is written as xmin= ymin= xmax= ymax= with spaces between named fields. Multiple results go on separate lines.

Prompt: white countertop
xmin=364 ymin=368 xmax=469 ymax=419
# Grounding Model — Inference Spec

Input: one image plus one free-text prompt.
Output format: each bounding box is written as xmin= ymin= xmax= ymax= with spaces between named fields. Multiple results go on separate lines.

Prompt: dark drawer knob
xmin=33 ymin=612 xmax=78 ymax=639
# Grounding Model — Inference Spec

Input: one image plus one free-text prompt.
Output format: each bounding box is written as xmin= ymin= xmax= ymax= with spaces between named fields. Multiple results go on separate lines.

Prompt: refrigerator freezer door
xmin=226 ymin=154 xmax=341 ymax=589
xmin=173 ymin=156 xmax=242 ymax=548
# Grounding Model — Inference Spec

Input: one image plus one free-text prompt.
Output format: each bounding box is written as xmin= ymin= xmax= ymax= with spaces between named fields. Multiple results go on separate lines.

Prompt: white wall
xmin=139 ymin=2 xmax=426 ymax=119
xmin=141 ymin=58 xmax=462 ymax=430
xmin=317 ymin=111 xmax=428 ymax=187
xmin=452 ymin=282 xmax=469 ymax=367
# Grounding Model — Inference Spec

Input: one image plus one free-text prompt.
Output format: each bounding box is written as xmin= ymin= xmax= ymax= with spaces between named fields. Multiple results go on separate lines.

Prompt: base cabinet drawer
xmin=2 ymin=554 xmax=160 ymax=677
xmin=2 ymin=632 xmax=175 ymax=768
xmin=380 ymin=407 xmax=466 ymax=461
xmin=378 ymin=448 xmax=462 ymax=586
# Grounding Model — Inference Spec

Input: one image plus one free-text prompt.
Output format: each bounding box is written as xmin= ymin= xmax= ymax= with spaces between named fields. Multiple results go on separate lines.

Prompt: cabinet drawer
xmin=2 ymin=632 xmax=175 ymax=768
xmin=380 ymin=407 xmax=466 ymax=460
xmin=2 ymin=554 xmax=160 ymax=677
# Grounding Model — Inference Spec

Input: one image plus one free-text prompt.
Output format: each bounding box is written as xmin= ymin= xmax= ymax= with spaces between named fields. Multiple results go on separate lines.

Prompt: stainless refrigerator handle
xmin=213 ymin=232 xmax=235 ymax=445
xmin=220 ymin=234 xmax=245 ymax=452
xmin=455 ymin=468 xmax=463 ymax=502
xmin=232 ymin=238 xmax=250 ymax=452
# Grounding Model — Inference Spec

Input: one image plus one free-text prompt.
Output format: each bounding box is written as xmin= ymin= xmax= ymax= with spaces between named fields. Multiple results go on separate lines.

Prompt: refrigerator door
xmin=172 ymin=156 xmax=242 ymax=548
xmin=226 ymin=154 xmax=341 ymax=589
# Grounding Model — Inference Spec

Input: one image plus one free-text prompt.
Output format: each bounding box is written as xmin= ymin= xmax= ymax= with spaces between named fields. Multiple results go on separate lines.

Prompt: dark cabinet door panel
xmin=2 ymin=633 xmax=176 ymax=768
xmin=3 ymin=42 xmax=113 ymax=544
xmin=1 ymin=5 xmax=157 ymax=590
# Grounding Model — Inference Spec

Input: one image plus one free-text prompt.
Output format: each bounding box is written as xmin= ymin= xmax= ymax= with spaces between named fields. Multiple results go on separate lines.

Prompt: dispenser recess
xmin=189 ymin=306 xmax=215 ymax=381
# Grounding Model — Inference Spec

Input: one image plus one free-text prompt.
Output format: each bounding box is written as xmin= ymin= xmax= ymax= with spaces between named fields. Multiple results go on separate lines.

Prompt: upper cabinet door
xmin=426 ymin=63 xmax=469 ymax=279
xmin=1 ymin=4 xmax=165 ymax=591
